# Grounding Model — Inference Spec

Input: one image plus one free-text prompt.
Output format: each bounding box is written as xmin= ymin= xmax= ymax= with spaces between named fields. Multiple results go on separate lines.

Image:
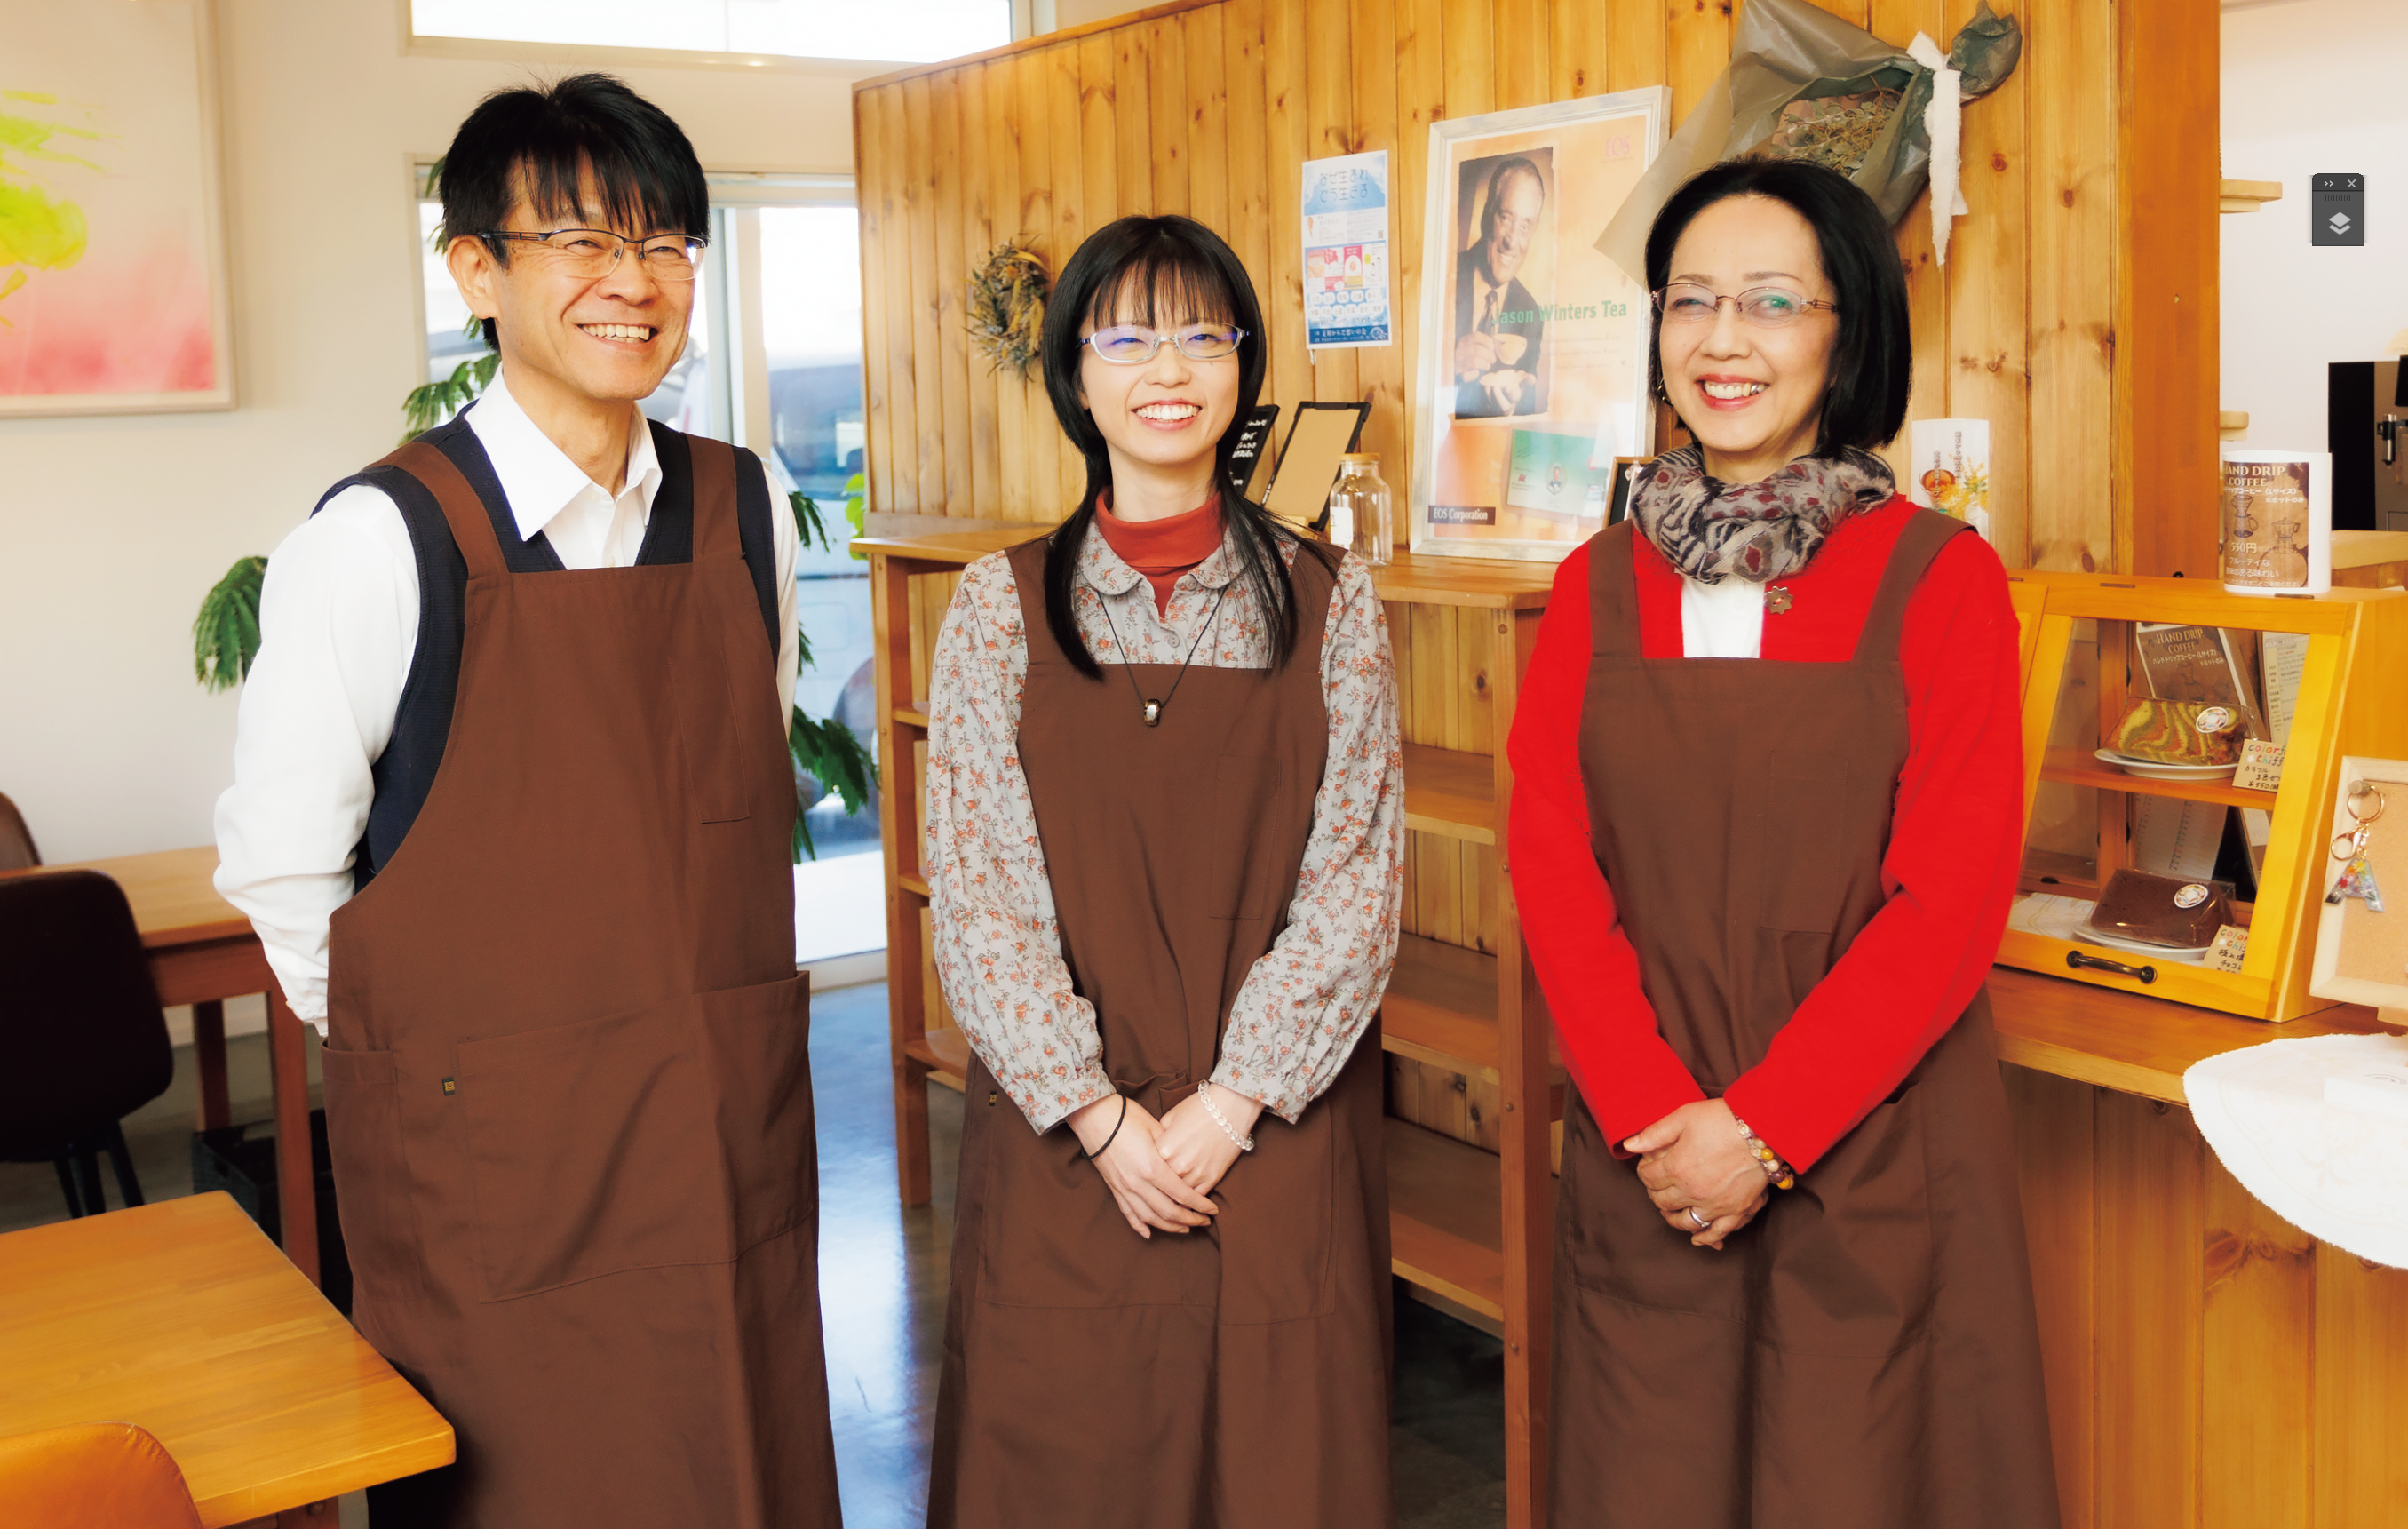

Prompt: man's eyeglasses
xmin=1082 ymin=324 xmax=1247 ymax=364
xmin=482 ymin=228 xmax=708 ymax=283
xmin=1652 ymin=283 xmax=1836 ymax=329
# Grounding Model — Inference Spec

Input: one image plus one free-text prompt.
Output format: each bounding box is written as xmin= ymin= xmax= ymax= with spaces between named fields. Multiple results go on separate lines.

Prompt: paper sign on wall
xmin=1301 ymin=151 xmax=1393 ymax=349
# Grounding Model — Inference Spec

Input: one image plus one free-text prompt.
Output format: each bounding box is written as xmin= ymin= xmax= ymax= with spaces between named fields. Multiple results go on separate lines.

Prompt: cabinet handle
xmin=2068 ymin=950 xmax=2158 ymax=984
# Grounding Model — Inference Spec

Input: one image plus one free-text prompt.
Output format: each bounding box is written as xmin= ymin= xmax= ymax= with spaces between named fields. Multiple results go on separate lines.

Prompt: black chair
xmin=0 ymin=791 xmax=38 ymax=872
xmin=0 ymin=871 xmax=175 ymax=1218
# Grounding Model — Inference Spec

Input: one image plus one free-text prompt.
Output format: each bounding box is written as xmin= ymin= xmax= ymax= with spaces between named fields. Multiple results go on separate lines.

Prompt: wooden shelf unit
xmin=859 ymin=530 xmax=1563 ymax=1509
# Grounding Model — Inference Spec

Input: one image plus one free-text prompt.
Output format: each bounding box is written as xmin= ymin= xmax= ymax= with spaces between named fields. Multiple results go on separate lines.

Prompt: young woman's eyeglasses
xmin=1082 ymin=323 xmax=1247 ymax=364
xmin=1652 ymin=283 xmax=1836 ymax=329
xmin=482 ymin=228 xmax=708 ymax=283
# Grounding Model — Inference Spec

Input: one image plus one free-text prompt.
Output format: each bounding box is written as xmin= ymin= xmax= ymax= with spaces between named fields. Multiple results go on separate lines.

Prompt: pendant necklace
xmin=1099 ymin=583 xmax=1229 ymax=727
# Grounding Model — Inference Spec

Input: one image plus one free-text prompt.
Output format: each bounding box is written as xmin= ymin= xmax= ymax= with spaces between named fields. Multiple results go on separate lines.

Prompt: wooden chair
xmin=0 ymin=790 xmax=38 ymax=872
xmin=0 ymin=871 xmax=175 ymax=1218
xmin=0 ymin=1422 xmax=204 ymax=1529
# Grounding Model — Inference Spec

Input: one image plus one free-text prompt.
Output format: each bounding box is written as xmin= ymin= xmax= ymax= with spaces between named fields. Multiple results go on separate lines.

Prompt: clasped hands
xmin=1624 ymin=1099 xmax=1769 ymax=1251
xmin=1069 ymin=1086 xmax=1267 ymax=1240
xmin=1452 ymin=331 xmax=1534 ymax=415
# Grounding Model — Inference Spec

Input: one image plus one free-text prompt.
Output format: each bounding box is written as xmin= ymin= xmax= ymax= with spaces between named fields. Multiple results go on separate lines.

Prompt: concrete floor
xmin=0 ymin=981 xmax=1508 ymax=1526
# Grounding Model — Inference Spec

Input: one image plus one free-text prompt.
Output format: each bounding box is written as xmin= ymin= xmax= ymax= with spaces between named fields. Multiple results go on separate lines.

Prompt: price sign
xmin=2233 ymin=739 xmax=2286 ymax=793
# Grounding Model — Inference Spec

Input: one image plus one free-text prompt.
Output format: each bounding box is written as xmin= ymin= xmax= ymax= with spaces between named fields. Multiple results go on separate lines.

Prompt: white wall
xmin=2220 ymin=0 xmax=2408 ymax=454
xmin=0 ymin=1 xmax=865 ymax=864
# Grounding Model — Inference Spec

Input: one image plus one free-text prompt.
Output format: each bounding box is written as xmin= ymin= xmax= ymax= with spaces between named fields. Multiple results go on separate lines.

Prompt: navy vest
xmin=312 ymin=408 xmax=781 ymax=886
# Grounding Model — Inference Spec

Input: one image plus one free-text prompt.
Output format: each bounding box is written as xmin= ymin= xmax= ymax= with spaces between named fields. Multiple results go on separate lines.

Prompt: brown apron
xmin=927 ymin=538 xmax=1391 ymax=1529
xmin=1550 ymin=515 xmax=2059 ymax=1529
xmin=317 ymin=438 xmax=841 ymax=1528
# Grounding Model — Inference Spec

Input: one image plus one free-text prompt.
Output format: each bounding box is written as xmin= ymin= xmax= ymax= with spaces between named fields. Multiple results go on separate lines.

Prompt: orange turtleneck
xmin=1093 ymin=491 xmax=1224 ymax=616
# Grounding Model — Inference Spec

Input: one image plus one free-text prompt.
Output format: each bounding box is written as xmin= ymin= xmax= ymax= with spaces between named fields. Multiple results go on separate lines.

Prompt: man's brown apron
xmin=1551 ymin=514 xmax=2059 ymax=1528
xmin=927 ymin=538 xmax=1391 ymax=1529
xmin=316 ymin=438 xmax=842 ymax=1528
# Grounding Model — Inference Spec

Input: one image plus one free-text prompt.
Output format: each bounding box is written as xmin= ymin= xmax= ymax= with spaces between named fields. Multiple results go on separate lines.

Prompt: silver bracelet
xmin=1196 ymin=1082 xmax=1255 ymax=1151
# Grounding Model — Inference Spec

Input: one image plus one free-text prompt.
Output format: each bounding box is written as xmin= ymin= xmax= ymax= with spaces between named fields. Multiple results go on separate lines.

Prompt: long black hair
xmin=1643 ymin=159 xmax=1912 ymax=454
xmin=1036 ymin=214 xmax=1332 ymax=678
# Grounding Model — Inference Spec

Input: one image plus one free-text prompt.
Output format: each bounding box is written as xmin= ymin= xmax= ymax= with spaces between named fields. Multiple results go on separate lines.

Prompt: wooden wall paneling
xmin=1943 ymin=0 xmax=2031 ymax=569
xmin=1079 ymin=33 xmax=1121 ymax=236
xmin=1147 ymin=18 xmax=1191 ymax=215
xmin=2198 ymin=1153 xmax=2315 ymax=1529
xmin=931 ymin=72 xmax=974 ymax=520
xmin=1346 ymin=0 xmax=1404 ymax=506
xmin=1547 ymin=0 xmax=1607 ymax=101
xmin=1261 ymin=0 xmax=1311 ymax=415
xmin=2094 ymin=1092 xmax=2203 ymax=1529
xmin=1016 ymin=52 xmax=1066 ymax=516
xmin=1665 ymin=0 xmax=1733 ymax=121
xmin=1302 ymin=0 xmax=1359 ymax=416
xmin=878 ymin=87 xmax=923 ymax=514
xmin=1871 ymin=0 xmax=1948 ymax=486
xmin=1115 ymin=23 xmax=1154 ymax=219
xmin=1221 ymin=0 xmax=1273 ymax=299
xmin=1439 ymin=0 xmax=1496 ymax=123
xmin=2311 ymin=1245 xmax=2408 ymax=1528
xmin=903 ymin=77 xmax=948 ymax=511
xmin=857 ymin=90 xmax=898 ymax=516
xmin=1183 ymin=8 xmax=1229 ymax=235
xmin=1492 ymin=0 xmax=1549 ymax=110
xmin=959 ymin=64 xmax=1003 ymax=520
xmin=1603 ymin=0 xmax=1666 ymax=95
xmin=1394 ymin=0 xmax=1446 ymax=509
xmin=1048 ymin=42 xmax=1090 ymax=509
xmin=2114 ymin=0 xmax=2218 ymax=579
xmin=984 ymin=61 xmax=1033 ymax=519
xmin=2023 ymin=0 xmax=2113 ymax=573
xmin=2003 ymin=1064 xmax=2097 ymax=1529
xmin=1799 ymin=0 xmax=1872 ymax=26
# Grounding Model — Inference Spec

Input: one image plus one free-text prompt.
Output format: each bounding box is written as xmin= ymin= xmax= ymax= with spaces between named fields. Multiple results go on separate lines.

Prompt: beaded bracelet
xmin=1197 ymin=1082 xmax=1256 ymax=1152
xmin=1732 ymin=1115 xmax=1795 ymax=1191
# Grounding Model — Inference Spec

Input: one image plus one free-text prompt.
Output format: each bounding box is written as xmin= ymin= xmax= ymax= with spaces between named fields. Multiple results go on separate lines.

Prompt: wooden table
xmin=0 ymin=848 xmax=321 ymax=1283
xmin=0 ymin=1192 xmax=451 ymax=1525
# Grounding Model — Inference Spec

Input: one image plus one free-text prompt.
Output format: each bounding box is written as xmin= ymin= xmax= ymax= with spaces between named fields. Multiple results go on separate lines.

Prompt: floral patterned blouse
xmin=924 ymin=522 xmax=1404 ymax=1134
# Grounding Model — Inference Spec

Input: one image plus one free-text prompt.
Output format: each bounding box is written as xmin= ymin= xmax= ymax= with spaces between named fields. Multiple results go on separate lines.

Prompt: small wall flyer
xmin=1301 ymin=150 xmax=1393 ymax=349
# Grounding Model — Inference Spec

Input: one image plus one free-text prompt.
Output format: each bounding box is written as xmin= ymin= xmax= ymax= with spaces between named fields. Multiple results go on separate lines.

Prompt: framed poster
xmin=0 ymin=0 xmax=234 ymax=416
xmin=1410 ymin=88 xmax=1671 ymax=562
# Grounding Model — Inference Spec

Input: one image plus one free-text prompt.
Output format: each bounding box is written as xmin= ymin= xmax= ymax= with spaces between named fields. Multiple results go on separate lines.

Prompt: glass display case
xmin=2000 ymin=573 xmax=2408 ymax=1019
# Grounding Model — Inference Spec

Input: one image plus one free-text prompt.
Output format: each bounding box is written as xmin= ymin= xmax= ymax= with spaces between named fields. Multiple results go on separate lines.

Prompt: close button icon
xmin=2313 ymin=172 xmax=2366 ymax=246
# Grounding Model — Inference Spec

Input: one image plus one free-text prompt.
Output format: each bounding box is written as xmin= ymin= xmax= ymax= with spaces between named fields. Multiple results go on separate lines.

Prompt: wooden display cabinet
xmin=2001 ymin=572 xmax=2408 ymax=1019
xmin=856 ymin=530 xmax=1564 ymax=1525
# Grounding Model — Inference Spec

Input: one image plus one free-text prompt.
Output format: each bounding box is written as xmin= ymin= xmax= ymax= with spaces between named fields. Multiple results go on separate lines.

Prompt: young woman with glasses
xmin=922 ymin=214 xmax=1404 ymax=1529
xmin=1508 ymin=160 xmax=2060 ymax=1527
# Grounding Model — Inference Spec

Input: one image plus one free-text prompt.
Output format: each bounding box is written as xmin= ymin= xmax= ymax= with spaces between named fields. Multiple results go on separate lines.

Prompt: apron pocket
xmin=1757 ymin=751 xmax=1853 ymax=933
xmin=457 ymin=996 xmax=729 ymax=1301
xmin=320 ymin=1045 xmax=425 ymax=1307
xmin=1557 ymin=1100 xmax=1750 ymax=1322
xmin=1212 ymin=1091 xmax=1336 ymax=1324
xmin=1208 ymin=755 xmax=1292 ymax=920
xmin=1758 ymin=1085 xmax=1936 ymax=1357
xmin=692 ymin=974 xmax=816 ymax=1255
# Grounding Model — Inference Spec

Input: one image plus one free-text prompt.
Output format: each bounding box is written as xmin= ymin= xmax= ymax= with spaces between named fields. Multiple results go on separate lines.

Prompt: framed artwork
xmin=1410 ymin=87 xmax=1671 ymax=562
xmin=0 ymin=0 xmax=234 ymax=416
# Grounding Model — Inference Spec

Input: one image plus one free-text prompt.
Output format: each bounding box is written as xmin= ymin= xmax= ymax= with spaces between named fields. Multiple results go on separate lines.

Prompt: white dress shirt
xmin=214 ymin=371 xmax=799 ymax=1029
xmin=1681 ymin=574 xmax=1768 ymax=658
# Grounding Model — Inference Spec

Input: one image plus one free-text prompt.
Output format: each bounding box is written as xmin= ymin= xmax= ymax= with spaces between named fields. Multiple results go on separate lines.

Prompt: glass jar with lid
xmin=1324 ymin=452 xmax=1395 ymax=567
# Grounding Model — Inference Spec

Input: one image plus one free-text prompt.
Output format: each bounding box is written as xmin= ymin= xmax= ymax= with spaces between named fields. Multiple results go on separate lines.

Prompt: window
xmin=409 ymin=0 xmax=1012 ymax=64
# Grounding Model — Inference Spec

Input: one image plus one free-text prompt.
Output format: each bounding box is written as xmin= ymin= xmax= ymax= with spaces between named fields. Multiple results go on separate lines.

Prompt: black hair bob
xmin=1036 ymin=214 xmax=1332 ymax=678
xmin=437 ymin=74 xmax=710 ymax=350
xmin=1643 ymin=159 xmax=1911 ymax=456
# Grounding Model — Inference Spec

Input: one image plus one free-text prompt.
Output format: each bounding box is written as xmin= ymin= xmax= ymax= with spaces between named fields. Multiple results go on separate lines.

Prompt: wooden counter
xmin=1986 ymin=968 xmax=2408 ymax=1529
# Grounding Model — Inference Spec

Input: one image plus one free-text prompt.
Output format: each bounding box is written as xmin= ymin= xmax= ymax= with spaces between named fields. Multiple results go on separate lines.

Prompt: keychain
xmin=2326 ymin=780 xmax=2387 ymax=913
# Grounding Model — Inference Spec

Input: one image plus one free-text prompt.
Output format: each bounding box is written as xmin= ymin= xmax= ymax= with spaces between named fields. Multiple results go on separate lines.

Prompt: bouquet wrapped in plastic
xmin=1598 ymin=0 xmax=2021 ymax=280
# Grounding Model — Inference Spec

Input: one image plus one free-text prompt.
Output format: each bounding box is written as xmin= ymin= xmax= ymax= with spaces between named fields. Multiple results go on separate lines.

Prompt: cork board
xmin=2311 ymin=757 xmax=2408 ymax=1007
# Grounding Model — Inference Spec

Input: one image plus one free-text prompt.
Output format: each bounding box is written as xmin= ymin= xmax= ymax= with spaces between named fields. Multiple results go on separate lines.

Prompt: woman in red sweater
xmin=1510 ymin=161 xmax=2059 ymax=1527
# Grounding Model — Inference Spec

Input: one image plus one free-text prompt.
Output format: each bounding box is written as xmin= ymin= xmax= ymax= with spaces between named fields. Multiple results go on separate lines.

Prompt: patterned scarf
xmin=1628 ymin=443 xmax=1896 ymax=585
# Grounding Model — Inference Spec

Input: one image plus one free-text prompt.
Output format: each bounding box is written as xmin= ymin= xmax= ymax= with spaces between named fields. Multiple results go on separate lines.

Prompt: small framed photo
xmin=1409 ymin=87 xmax=1672 ymax=562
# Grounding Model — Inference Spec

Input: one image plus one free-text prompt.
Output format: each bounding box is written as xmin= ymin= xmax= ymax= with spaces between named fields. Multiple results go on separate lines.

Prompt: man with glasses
xmin=214 ymin=75 xmax=839 ymax=1527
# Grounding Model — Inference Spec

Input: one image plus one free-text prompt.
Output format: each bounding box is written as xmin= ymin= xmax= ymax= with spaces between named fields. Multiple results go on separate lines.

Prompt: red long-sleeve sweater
xmin=1506 ymin=498 xmax=2025 ymax=1174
